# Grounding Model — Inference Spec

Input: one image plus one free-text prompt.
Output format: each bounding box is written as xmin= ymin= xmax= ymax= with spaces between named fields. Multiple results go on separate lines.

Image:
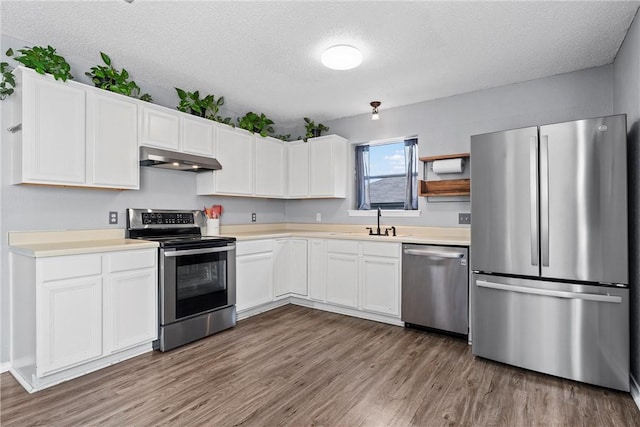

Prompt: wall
xmin=0 ymin=35 xmax=285 ymax=365
xmin=285 ymin=66 xmax=614 ymax=226
xmin=613 ymin=10 xmax=640 ymax=391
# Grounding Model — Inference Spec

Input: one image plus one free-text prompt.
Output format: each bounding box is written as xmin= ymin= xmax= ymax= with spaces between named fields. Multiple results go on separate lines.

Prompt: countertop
xmin=220 ymin=224 xmax=470 ymax=246
xmin=8 ymin=224 xmax=469 ymax=258
xmin=8 ymin=229 xmax=159 ymax=258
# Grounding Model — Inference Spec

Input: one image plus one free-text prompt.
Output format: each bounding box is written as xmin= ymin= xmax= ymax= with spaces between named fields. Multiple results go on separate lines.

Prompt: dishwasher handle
xmin=403 ymin=248 xmax=465 ymax=259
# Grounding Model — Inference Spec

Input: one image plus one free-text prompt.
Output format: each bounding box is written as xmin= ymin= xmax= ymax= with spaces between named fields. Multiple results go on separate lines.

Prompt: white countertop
xmin=8 ymin=229 xmax=159 ymax=258
xmin=221 ymin=224 xmax=470 ymax=246
xmin=8 ymin=224 xmax=469 ymax=258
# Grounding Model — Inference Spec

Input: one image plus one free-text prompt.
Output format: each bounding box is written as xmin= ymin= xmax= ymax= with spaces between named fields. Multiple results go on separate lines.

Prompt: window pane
xmin=370 ymin=176 xmax=405 ymax=206
xmin=369 ymin=142 xmax=406 ymax=176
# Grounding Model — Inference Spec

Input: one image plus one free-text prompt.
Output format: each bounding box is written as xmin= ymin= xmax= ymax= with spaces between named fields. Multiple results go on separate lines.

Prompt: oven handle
xmin=163 ymin=244 xmax=235 ymax=257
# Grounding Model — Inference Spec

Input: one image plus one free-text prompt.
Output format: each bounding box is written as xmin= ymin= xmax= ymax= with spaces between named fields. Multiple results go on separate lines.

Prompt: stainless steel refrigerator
xmin=470 ymin=114 xmax=630 ymax=391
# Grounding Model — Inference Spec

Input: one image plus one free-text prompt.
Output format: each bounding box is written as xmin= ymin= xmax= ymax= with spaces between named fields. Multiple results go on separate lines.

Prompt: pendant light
xmin=370 ymin=101 xmax=381 ymax=120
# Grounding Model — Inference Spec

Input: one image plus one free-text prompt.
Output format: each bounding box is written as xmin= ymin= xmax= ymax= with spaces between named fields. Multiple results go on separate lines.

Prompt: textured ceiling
xmin=1 ymin=1 xmax=639 ymax=129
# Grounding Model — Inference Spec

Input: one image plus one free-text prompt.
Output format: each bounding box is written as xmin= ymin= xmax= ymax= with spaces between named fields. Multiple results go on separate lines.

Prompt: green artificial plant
xmin=86 ymin=52 xmax=152 ymax=101
xmin=175 ymin=88 xmax=230 ymax=123
xmin=0 ymin=62 xmax=15 ymax=100
xmin=237 ymin=112 xmax=275 ymax=137
xmin=6 ymin=46 xmax=73 ymax=81
xmin=303 ymin=117 xmax=329 ymax=140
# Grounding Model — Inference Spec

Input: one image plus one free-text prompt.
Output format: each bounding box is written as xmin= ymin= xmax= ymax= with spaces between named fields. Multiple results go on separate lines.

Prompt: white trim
xmin=236 ymin=296 xmax=403 ymax=327
xmin=1 ymin=361 xmax=11 ymax=373
xmin=631 ymin=375 xmax=640 ymax=412
xmin=348 ymin=209 xmax=421 ymax=217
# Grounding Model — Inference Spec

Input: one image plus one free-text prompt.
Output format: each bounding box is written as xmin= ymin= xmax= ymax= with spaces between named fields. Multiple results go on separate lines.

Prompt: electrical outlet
xmin=109 ymin=211 xmax=118 ymax=224
xmin=316 ymin=212 xmax=321 ymax=222
xmin=251 ymin=213 xmax=256 ymax=222
xmin=458 ymin=213 xmax=471 ymax=225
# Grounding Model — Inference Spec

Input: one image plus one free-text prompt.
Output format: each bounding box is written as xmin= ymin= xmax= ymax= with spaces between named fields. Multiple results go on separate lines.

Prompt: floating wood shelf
xmin=419 ymin=179 xmax=470 ymax=197
xmin=419 ymin=152 xmax=470 ymax=163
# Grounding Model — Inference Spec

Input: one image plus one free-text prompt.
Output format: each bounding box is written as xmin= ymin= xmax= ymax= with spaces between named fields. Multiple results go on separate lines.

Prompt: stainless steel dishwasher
xmin=402 ymin=244 xmax=469 ymax=336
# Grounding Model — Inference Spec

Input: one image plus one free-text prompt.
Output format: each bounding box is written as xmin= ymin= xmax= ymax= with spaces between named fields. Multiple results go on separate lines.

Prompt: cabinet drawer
xmin=327 ymin=240 xmax=359 ymax=254
xmin=41 ymin=254 xmax=102 ymax=282
xmin=108 ymin=249 xmax=156 ymax=273
xmin=236 ymin=240 xmax=274 ymax=256
xmin=363 ymin=242 xmax=400 ymax=258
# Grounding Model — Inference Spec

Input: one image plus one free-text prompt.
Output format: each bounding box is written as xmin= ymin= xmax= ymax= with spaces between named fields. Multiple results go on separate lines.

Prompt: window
xmin=355 ymin=138 xmax=418 ymax=210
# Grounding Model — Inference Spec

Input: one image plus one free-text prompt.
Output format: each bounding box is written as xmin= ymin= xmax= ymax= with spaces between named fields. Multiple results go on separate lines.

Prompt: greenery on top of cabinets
xmin=304 ymin=117 xmax=329 ymax=141
xmin=175 ymin=88 xmax=232 ymax=124
xmin=0 ymin=62 xmax=15 ymax=100
xmin=6 ymin=46 xmax=73 ymax=81
xmin=237 ymin=112 xmax=275 ymax=137
xmin=86 ymin=52 xmax=153 ymax=102
xmin=274 ymin=134 xmax=291 ymax=141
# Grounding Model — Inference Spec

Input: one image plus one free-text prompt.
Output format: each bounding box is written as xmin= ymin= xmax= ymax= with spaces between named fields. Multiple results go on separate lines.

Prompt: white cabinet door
xmin=361 ymin=256 xmax=400 ymax=316
xmin=214 ymin=127 xmax=255 ymax=195
xmin=273 ymin=239 xmax=290 ymax=297
xmin=290 ymin=239 xmax=308 ymax=296
xmin=309 ymin=138 xmax=333 ymax=196
xmin=107 ymin=269 xmax=157 ymax=353
xmin=140 ymin=105 xmax=180 ymax=150
xmin=236 ymin=252 xmax=274 ymax=311
xmin=22 ymin=72 xmax=86 ymax=184
xmin=182 ymin=116 xmax=214 ymax=156
xmin=308 ymin=239 xmax=326 ymax=301
xmin=86 ymin=91 xmax=139 ymax=189
xmin=287 ymin=141 xmax=309 ymax=197
xmin=326 ymin=252 xmax=359 ymax=308
xmin=38 ymin=276 xmax=103 ymax=376
xmin=256 ymin=136 xmax=285 ymax=197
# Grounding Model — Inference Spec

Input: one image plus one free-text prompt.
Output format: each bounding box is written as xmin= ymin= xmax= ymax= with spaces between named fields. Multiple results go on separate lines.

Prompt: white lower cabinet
xmin=326 ymin=252 xmax=359 ymax=308
xmin=274 ymin=238 xmax=308 ymax=297
xmin=236 ymin=240 xmax=274 ymax=311
xmin=236 ymin=237 xmax=400 ymax=324
xmin=10 ymin=248 xmax=157 ymax=392
xmin=361 ymin=256 xmax=400 ymax=316
xmin=38 ymin=276 xmax=103 ymax=376
xmin=308 ymin=239 xmax=326 ymax=301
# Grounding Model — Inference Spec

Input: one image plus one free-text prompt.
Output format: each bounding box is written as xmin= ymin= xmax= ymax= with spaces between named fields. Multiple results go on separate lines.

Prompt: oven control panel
xmin=142 ymin=212 xmax=194 ymax=225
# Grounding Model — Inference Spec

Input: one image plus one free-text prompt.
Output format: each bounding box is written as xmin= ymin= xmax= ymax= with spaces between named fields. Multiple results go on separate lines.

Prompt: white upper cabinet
xmin=308 ymin=135 xmax=348 ymax=198
xmin=86 ymin=91 xmax=139 ymax=189
xmin=255 ymin=136 xmax=285 ymax=197
xmin=181 ymin=115 xmax=214 ymax=156
xmin=19 ymin=69 xmax=86 ymax=185
xmin=213 ymin=126 xmax=255 ymax=195
xmin=140 ymin=104 xmax=180 ymax=150
xmin=287 ymin=141 xmax=309 ymax=198
xmin=12 ymin=67 xmax=139 ymax=190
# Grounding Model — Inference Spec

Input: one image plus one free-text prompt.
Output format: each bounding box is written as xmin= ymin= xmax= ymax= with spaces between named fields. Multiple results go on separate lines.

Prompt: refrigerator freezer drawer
xmin=472 ymin=274 xmax=629 ymax=391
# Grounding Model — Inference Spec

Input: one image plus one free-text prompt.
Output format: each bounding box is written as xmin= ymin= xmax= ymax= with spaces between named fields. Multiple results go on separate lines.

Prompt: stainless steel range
xmin=126 ymin=208 xmax=236 ymax=351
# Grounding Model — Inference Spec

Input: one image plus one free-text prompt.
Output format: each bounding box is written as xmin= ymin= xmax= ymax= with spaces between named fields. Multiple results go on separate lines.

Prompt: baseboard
xmin=1 ymin=361 xmax=11 ymax=373
xmin=631 ymin=375 xmax=640 ymax=412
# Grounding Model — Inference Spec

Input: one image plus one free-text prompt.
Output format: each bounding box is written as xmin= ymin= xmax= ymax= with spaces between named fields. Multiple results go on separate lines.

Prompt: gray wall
xmin=613 ymin=10 xmax=640 ymax=388
xmin=285 ymin=65 xmax=614 ymax=226
xmin=0 ymin=35 xmax=286 ymax=365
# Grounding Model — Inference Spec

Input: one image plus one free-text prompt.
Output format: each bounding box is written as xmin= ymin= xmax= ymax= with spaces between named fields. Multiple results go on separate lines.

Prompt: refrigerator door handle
xmin=476 ymin=280 xmax=622 ymax=303
xmin=530 ymin=136 xmax=539 ymax=266
xmin=540 ymin=135 xmax=550 ymax=267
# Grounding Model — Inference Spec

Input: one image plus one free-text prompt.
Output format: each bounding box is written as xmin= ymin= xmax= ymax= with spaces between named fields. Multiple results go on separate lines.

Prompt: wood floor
xmin=1 ymin=305 xmax=639 ymax=426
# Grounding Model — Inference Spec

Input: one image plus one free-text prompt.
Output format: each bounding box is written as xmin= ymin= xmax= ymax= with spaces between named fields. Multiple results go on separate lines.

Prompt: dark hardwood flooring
xmin=1 ymin=305 xmax=639 ymax=426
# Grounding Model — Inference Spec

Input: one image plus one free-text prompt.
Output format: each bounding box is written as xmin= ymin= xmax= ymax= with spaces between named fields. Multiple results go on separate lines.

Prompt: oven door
xmin=160 ymin=244 xmax=236 ymax=325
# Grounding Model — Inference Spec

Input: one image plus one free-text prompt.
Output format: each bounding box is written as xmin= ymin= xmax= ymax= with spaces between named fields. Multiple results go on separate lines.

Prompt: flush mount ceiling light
xmin=321 ymin=45 xmax=362 ymax=70
xmin=370 ymin=101 xmax=381 ymax=120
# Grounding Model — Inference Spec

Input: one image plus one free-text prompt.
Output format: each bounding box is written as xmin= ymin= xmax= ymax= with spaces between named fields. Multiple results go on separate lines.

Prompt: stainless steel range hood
xmin=139 ymin=147 xmax=222 ymax=172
